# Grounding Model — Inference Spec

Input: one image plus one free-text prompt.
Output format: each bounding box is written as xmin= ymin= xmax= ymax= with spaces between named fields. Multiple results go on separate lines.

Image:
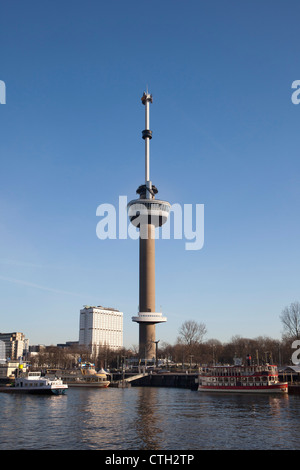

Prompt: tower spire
xmin=141 ymin=91 xmax=153 ymax=198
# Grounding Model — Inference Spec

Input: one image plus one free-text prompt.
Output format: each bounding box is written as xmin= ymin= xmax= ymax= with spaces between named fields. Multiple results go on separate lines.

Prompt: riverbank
xmin=111 ymin=371 xmax=300 ymax=393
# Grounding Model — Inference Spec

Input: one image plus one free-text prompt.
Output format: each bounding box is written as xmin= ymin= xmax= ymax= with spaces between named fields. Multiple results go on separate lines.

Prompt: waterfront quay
xmin=112 ymin=371 xmax=199 ymax=390
xmin=111 ymin=368 xmax=300 ymax=393
xmin=1 ymin=360 xmax=300 ymax=393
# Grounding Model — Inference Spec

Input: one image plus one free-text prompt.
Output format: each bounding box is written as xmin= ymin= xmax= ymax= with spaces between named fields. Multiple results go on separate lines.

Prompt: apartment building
xmin=0 ymin=332 xmax=29 ymax=360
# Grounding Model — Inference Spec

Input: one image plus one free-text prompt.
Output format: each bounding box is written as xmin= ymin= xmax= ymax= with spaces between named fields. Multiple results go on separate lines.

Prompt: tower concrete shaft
xmin=128 ymin=91 xmax=170 ymax=361
xmin=139 ymin=224 xmax=156 ymax=359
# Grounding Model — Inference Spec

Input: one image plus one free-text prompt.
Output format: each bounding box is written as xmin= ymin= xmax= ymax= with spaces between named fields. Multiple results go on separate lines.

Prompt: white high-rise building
xmin=79 ymin=305 xmax=123 ymax=354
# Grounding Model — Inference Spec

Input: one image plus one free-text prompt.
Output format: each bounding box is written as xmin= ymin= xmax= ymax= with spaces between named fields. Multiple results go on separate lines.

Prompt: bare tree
xmin=280 ymin=302 xmax=300 ymax=340
xmin=176 ymin=320 xmax=206 ymax=367
xmin=178 ymin=320 xmax=207 ymax=347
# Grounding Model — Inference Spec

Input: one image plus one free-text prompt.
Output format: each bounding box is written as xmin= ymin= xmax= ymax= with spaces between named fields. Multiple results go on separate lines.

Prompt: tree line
xmin=29 ymin=301 xmax=300 ymax=370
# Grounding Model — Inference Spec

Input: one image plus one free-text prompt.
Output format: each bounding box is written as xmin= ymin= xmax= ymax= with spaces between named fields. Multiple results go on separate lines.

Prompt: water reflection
xmin=72 ymin=388 xmax=129 ymax=449
xmin=71 ymin=387 xmax=165 ymax=450
xmin=1 ymin=387 xmax=300 ymax=450
xmin=133 ymin=387 xmax=164 ymax=450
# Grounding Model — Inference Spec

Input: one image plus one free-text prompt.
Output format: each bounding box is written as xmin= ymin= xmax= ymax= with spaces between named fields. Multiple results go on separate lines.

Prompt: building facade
xmin=0 ymin=360 xmax=22 ymax=381
xmin=79 ymin=306 xmax=123 ymax=355
xmin=0 ymin=332 xmax=29 ymax=360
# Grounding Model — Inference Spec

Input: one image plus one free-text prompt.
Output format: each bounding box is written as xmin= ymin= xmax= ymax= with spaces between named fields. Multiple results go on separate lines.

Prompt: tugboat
xmin=0 ymin=372 xmax=68 ymax=395
xmin=197 ymin=357 xmax=288 ymax=393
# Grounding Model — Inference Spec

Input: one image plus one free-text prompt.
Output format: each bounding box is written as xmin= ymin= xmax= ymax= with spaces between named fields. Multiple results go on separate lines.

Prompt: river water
xmin=1 ymin=386 xmax=300 ymax=450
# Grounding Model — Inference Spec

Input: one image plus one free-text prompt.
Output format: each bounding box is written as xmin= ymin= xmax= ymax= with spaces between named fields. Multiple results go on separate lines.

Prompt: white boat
xmin=197 ymin=363 xmax=288 ymax=393
xmin=12 ymin=372 xmax=68 ymax=395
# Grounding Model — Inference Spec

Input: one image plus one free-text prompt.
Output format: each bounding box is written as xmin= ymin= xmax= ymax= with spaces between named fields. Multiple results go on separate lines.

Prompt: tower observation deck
xmin=127 ymin=92 xmax=171 ymax=360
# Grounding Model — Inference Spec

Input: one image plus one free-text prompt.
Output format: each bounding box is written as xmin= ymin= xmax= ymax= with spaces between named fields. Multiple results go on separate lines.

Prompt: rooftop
xmin=81 ymin=305 xmax=120 ymax=312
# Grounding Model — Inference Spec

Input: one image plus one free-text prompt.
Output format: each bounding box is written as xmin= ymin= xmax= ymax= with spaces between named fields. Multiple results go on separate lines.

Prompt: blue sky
xmin=0 ymin=0 xmax=299 ymax=348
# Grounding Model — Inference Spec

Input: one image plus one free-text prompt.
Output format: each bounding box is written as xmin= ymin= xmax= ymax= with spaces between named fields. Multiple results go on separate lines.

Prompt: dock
xmin=286 ymin=384 xmax=300 ymax=394
xmin=110 ymin=371 xmax=198 ymax=390
xmin=110 ymin=372 xmax=149 ymax=388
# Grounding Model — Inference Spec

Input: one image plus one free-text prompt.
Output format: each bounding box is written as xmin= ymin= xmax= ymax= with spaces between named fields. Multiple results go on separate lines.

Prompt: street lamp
xmin=121 ymin=356 xmax=127 ymax=385
xmin=189 ymin=354 xmax=194 ymax=373
xmin=151 ymin=340 xmax=160 ymax=368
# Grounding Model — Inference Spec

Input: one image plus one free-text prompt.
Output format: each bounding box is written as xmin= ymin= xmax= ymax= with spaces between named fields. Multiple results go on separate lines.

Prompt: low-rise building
xmin=0 ymin=360 xmax=22 ymax=382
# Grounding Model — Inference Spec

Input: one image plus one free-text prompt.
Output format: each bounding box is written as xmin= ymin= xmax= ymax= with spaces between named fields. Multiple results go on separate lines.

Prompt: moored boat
xmin=197 ymin=362 xmax=288 ymax=393
xmin=51 ymin=363 xmax=110 ymax=388
xmin=0 ymin=372 xmax=68 ymax=395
